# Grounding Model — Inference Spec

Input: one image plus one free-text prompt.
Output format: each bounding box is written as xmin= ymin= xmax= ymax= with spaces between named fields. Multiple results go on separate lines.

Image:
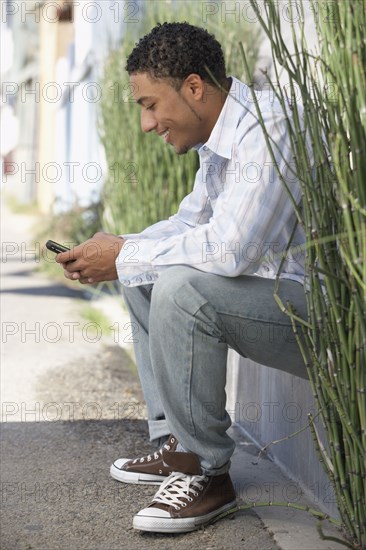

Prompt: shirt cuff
xmin=116 ymin=239 xmax=159 ymax=287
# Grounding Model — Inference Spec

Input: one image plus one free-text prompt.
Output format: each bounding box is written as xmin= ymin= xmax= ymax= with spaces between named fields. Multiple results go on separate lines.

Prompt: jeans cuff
xmin=148 ymin=419 xmax=170 ymax=442
xmin=200 ymin=460 xmax=231 ymax=477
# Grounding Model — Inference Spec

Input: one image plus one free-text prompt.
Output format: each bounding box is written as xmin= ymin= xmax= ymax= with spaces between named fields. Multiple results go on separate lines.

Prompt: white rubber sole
xmin=110 ymin=462 xmax=168 ymax=485
xmin=133 ymin=500 xmax=237 ymax=533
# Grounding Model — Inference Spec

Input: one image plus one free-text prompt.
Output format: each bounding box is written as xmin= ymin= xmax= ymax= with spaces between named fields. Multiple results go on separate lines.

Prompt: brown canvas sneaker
xmin=133 ymin=449 xmax=237 ymax=533
xmin=110 ymin=435 xmax=178 ymax=485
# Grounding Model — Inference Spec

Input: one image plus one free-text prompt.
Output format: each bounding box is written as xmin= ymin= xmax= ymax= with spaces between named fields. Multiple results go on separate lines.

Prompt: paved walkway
xmin=1 ymin=203 xmax=347 ymax=549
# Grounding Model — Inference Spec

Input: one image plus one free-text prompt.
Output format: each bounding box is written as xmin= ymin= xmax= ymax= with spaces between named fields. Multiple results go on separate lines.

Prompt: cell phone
xmin=45 ymin=240 xmax=70 ymax=254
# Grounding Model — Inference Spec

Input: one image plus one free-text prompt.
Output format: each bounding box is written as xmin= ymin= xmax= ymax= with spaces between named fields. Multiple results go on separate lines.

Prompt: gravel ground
xmin=1 ymin=418 xmax=279 ymax=550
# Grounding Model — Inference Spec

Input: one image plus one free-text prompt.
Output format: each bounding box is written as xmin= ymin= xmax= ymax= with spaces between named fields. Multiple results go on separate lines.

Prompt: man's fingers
xmin=56 ymin=242 xmax=84 ymax=264
xmin=56 ymin=250 xmax=74 ymax=263
xmin=63 ymin=268 xmax=81 ymax=280
xmin=60 ymin=259 xmax=86 ymax=273
xmin=78 ymin=277 xmax=94 ymax=285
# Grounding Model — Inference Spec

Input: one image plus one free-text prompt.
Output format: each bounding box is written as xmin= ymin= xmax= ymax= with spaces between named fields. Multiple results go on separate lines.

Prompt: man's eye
xmin=146 ymin=104 xmax=155 ymax=111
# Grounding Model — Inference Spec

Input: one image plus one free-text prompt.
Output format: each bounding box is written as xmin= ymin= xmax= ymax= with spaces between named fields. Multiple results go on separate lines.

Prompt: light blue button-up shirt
xmin=116 ymin=77 xmax=308 ymax=287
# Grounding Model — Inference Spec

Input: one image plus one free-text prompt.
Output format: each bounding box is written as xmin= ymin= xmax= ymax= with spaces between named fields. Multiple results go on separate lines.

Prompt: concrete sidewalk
xmin=1 ymin=204 xmax=347 ymax=549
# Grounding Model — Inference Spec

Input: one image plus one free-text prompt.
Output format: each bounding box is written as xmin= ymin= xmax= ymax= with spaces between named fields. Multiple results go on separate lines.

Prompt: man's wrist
xmin=115 ymin=236 xmax=126 ymax=257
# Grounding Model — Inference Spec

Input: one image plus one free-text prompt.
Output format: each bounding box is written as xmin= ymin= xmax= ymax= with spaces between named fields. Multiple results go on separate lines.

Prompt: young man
xmin=57 ymin=22 xmax=309 ymax=533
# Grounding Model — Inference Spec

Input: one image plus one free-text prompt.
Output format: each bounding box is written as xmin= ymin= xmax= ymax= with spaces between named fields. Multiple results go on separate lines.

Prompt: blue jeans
xmin=123 ymin=266 xmax=309 ymax=476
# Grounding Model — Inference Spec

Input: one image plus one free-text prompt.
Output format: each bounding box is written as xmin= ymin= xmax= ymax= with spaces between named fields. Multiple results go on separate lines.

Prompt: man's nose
xmin=141 ymin=110 xmax=157 ymax=133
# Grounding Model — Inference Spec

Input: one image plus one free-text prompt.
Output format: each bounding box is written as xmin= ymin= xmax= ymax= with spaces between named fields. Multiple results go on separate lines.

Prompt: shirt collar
xmin=196 ymin=76 xmax=250 ymax=160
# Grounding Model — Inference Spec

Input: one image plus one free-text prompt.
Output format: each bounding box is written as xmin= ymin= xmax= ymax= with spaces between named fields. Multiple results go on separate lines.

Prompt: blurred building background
xmin=1 ymin=0 xmax=133 ymax=211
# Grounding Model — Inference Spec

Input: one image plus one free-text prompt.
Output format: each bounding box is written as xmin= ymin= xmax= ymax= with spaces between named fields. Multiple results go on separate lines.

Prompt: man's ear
xmin=182 ymin=74 xmax=205 ymax=101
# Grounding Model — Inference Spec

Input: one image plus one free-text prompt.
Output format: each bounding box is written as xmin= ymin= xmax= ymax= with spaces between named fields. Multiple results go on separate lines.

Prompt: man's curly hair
xmin=126 ymin=22 xmax=227 ymax=89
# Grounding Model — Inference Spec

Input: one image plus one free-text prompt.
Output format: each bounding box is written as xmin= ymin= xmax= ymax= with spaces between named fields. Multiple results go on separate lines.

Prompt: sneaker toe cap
xmin=136 ymin=507 xmax=171 ymax=518
xmin=112 ymin=458 xmax=130 ymax=470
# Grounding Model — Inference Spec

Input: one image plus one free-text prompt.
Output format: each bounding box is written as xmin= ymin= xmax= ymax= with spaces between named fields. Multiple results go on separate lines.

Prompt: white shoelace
xmin=152 ymin=472 xmax=208 ymax=510
xmin=133 ymin=450 xmax=160 ymax=464
xmin=132 ymin=440 xmax=173 ymax=464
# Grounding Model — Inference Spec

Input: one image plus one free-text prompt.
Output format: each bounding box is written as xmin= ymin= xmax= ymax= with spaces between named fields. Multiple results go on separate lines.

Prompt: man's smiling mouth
xmin=159 ymin=130 xmax=170 ymax=143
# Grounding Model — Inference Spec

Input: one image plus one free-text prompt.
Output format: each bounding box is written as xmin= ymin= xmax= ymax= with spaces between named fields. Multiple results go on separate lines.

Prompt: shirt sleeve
xmin=116 ymin=164 xmax=213 ymax=285
xmin=116 ymin=113 xmax=302 ymax=287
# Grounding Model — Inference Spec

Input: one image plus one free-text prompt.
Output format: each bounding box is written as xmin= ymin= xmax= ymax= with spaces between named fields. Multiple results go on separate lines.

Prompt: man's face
xmin=130 ymin=72 xmax=209 ymax=155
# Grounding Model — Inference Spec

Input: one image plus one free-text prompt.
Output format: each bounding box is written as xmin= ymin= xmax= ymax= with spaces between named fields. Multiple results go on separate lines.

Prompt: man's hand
xmin=56 ymin=232 xmax=125 ymax=284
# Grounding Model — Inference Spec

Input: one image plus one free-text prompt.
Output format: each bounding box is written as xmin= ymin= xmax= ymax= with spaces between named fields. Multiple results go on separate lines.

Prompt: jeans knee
xmin=122 ymin=283 xmax=153 ymax=314
xmin=122 ymin=284 xmax=141 ymax=307
xmin=152 ymin=266 xmax=198 ymax=303
xmin=152 ymin=267 xmax=188 ymax=305
xmin=151 ymin=266 xmax=208 ymax=320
